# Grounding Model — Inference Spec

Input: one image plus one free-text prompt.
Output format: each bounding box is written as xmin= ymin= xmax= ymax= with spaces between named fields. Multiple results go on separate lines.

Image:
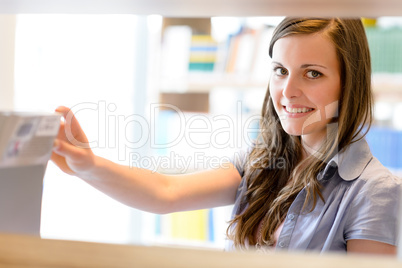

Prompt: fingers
xmin=52 ymin=106 xmax=95 ymax=176
xmin=55 ymin=105 xmax=70 ymax=116
xmin=51 ymin=139 xmax=75 ymax=175
xmin=55 ymin=106 xmax=82 ymax=134
xmin=50 ymin=150 xmax=74 ymax=175
xmin=55 ymin=106 xmax=90 ymax=149
xmin=53 ymin=138 xmax=86 ymax=160
xmin=56 ymin=121 xmax=66 ymax=140
xmin=52 ymin=138 xmax=94 ymax=175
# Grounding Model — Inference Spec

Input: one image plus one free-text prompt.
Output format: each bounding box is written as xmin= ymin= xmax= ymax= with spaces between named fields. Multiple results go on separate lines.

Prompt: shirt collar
xmin=323 ymin=138 xmax=373 ymax=181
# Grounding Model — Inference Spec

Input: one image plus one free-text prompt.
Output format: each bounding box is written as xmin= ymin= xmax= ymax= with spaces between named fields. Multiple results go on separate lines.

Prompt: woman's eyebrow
xmin=271 ymin=61 xmax=283 ymax=66
xmin=300 ymin=63 xmax=327 ymax=69
xmin=272 ymin=61 xmax=328 ymax=69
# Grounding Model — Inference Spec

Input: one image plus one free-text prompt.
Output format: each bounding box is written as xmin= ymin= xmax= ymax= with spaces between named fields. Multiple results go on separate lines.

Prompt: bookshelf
xmin=1 ymin=0 xmax=402 ymax=251
xmin=1 ymin=0 xmax=402 ymax=17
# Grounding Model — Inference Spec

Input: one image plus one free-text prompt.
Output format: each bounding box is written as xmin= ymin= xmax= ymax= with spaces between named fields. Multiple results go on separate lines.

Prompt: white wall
xmin=0 ymin=15 xmax=16 ymax=110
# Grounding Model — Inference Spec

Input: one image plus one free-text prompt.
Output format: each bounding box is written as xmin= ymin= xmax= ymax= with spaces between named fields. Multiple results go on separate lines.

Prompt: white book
xmin=0 ymin=111 xmax=60 ymax=167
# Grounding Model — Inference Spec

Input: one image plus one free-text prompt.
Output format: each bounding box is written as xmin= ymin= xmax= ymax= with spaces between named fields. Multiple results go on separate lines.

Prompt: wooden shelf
xmin=0 ymin=232 xmax=401 ymax=268
xmin=0 ymin=0 xmax=402 ymax=17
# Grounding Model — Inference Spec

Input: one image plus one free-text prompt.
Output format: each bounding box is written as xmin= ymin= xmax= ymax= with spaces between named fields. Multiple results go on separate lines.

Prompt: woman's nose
xmin=282 ymin=75 xmax=302 ymax=99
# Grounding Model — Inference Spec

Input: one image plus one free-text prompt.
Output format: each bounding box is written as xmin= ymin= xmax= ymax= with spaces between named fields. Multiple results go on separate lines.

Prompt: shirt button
xmin=278 ymin=241 xmax=285 ymax=248
xmin=288 ymin=214 xmax=295 ymax=220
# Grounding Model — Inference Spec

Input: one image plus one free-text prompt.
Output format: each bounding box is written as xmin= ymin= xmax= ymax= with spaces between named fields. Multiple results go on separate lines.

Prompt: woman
xmin=52 ymin=17 xmax=401 ymax=254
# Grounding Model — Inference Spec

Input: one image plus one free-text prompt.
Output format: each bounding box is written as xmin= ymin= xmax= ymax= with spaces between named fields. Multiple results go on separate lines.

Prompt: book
xmin=0 ymin=111 xmax=60 ymax=168
xmin=188 ymin=35 xmax=218 ymax=72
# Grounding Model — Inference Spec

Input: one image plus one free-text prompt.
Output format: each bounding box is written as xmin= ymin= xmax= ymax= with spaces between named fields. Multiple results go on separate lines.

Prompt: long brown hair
xmin=227 ymin=17 xmax=373 ymax=248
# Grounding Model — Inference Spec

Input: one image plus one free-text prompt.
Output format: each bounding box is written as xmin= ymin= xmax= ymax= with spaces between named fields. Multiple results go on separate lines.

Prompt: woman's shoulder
xmin=230 ymin=146 xmax=255 ymax=177
xmin=335 ymin=138 xmax=401 ymax=187
xmin=353 ymin=156 xmax=402 ymax=198
xmin=360 ymin=157 xmax=402 ymax=184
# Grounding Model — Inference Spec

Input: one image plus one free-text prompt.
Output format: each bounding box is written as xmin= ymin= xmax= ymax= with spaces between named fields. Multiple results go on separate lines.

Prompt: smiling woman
xmin=227 ymin=17 xmax=399 ymax=254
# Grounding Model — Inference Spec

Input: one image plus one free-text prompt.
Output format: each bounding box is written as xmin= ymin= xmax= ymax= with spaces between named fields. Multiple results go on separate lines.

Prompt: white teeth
xmin=286 ymin=107 xmax=313 ymax=114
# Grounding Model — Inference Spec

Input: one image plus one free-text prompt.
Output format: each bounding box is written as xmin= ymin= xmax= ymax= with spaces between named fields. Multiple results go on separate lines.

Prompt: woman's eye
xmin=306 ymin=70 xmax=322 ymax=78
xmin=274 ymin=67 xmax=288 ymax=76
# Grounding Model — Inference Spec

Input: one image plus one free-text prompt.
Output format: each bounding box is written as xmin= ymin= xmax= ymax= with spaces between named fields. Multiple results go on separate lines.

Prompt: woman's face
xmin=269 ymin=33 xmax=341 ymax=152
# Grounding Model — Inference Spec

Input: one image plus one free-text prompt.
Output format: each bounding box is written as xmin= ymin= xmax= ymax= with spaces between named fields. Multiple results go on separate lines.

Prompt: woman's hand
xmin=51 ymin=106 xmax=96 ymax=178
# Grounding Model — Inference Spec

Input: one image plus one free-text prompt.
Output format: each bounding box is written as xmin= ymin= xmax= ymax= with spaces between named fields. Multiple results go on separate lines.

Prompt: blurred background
xmin=1 ymin=14 xmax=401 ymax=249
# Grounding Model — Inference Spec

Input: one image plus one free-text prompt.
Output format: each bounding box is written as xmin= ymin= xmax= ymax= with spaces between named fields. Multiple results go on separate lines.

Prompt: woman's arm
xmin=51 ymin=106 xmax=242 ymax=214
xmin=347 ymin=240 xmax=396 ymax=256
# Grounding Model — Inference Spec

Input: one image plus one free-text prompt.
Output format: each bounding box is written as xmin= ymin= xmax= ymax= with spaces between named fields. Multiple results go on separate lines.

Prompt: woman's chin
xmin=281 ymin=125 xmax=303 ymax=137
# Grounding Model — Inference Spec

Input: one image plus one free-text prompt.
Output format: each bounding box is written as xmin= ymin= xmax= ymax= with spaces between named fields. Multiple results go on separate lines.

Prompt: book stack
xmin=188 ymin=35 xmax=217 ymax=72
xmin=221 ymin=26 xmax=274 ymax=83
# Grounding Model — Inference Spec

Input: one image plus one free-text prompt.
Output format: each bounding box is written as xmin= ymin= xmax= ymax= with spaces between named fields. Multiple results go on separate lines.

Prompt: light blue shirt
xmin=228 ymin=138 xmax=402 ymax=252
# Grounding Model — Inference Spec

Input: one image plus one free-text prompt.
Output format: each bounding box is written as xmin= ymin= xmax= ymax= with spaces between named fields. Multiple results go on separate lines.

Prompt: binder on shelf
xmin=0 ymin=111 xmax=60 ymax=235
